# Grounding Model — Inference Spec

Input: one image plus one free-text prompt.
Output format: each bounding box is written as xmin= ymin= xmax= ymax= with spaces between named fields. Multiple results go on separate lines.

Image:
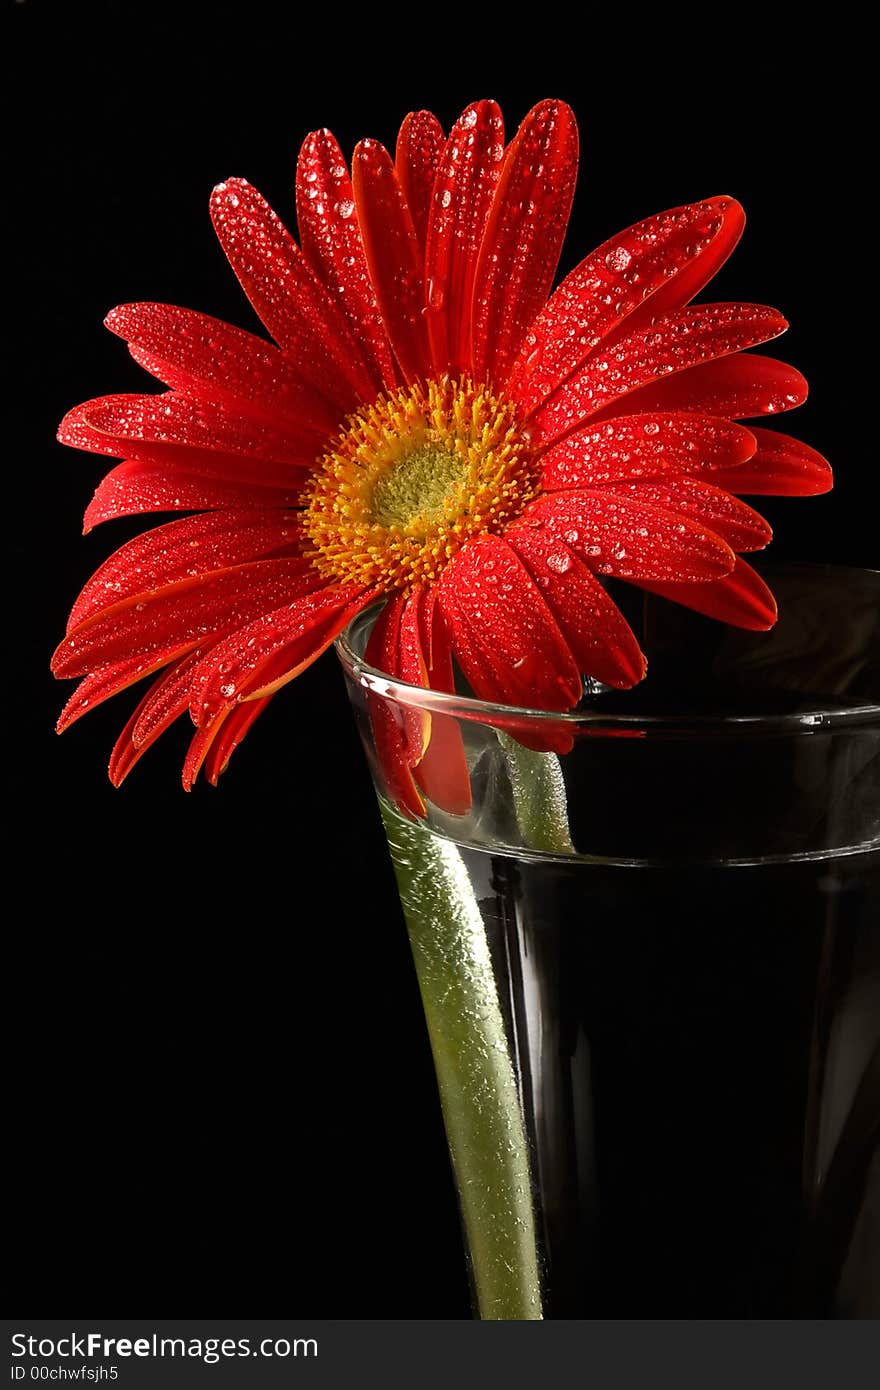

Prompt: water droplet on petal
xmin=605 ymin=245 xmax=632 ymax=272
xmin=546 ymin=551 xmax=572 ymax=574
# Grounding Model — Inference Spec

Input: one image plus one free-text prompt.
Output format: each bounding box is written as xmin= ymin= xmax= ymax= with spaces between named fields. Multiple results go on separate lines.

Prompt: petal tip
xmin=103 ymin=305 xmax=127 ymax=334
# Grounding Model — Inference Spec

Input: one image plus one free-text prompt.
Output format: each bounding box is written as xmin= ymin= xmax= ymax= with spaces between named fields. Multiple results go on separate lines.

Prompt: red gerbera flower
xmin=53 ymin=98 xmax=831 ymax=811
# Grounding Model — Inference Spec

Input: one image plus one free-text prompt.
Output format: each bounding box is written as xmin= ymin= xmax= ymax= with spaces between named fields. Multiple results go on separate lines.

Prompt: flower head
xmin=53 ymin=99 xmax=831 ymax=807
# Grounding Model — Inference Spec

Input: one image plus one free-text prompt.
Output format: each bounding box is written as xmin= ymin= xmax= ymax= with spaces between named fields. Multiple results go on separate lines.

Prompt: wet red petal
xmin=352 ymin=139 xmax=430 ymax=383
xmin=204 ymin=694 xmax=274 ymax=785
xmin=365 ymin=590 xmax=426 ymax=761
xmin=60 ymin=398 xmax=315 ymax=481
xmin=397 ymin=594 xmax=431 ymax=762
xmin=598 ymin=477 xmax=772 ymax=552
xmin=83 ymin=442 xmax=307 ymax=489
xmin=68 ymin=511 xmax=303 ymax=630
xmin=423 ymin=100 xmax=505 ymax=375
xmin=364 ymin=594 xmax=426 ymax=819
xmin=523 ymin=489 xmax=735 ymax=581
xmin=395 ymin=111 xmax=445 ymax=252
xmin=210 ymin=177 xmax=372 ymax=407
xmin=190 ymin=586 xmax=372 ymax=725
xmin=703 ymin=427 xmax=833 ymax=496
xmin=506 ymin=526 xmax=646 ymax=688
xmin=131 ymin=648 xmax=206 ymax=748
xmin=182 ymin=714 xmax=228 ymax=792
xmin=605 ymin=353 xmax=808 ymax=420
xmin=296 ymin=129 xmax=398 ymax=393
xmin=509 ymin=197 xmax=746 ymax=413
xmin=530 ymin=304 xmax=789 ymax=447
xmin=473 ymin=100 xmax=578 ymax=385
xmin=108 ymin=685 xmax=165 ymax=787
xmin=59 ymin=399 xmax=140 ymax=457
xmin=53 ymin=558 xmax=325 ymax=677
xmin=637 ymin=556 xmax=778 ymax=630
xmin=539 ymin=412 xmax=756 ymax=489
xmin=365 ymin=592 xmax=403 ymax=675
xmin=57 ymin=655 xmax=167 ymax=733
xmin=83 ymin=462 xmax=302 ymax=530
xmin=82 ymin=392 xmax=314 ymax=467
xmin=105 ymin=303 xmax=339 ymax=437
xmin=620 ymin=199 xmax=745 ymax=333
xmin=107 ymin=653 xmax=199 ymax=786
xmin=438 ymin=537 xmax=582 ymax=710
xmin=410 ymin=591 xmax=472 ymax=816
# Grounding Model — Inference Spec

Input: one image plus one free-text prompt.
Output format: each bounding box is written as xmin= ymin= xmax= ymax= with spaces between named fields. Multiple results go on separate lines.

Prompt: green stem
xmin=497 ymin=733 xmax=575 ymax=856
xmin=382 ymin=804 xmax=543 ymax=1320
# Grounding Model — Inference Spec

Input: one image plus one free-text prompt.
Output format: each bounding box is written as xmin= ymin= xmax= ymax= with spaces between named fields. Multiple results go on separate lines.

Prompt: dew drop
xmin=546 ymin=551 xmax=572 ymax=574
xmin=605 ymin=245 xmax=632 ymax=272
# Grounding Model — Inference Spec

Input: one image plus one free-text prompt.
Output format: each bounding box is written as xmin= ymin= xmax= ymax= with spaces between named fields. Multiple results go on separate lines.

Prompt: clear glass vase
xmin=336 ymin=565 xmax=880 ymax=1320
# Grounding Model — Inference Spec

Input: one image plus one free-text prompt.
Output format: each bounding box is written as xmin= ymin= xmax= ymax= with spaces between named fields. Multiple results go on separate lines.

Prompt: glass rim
xmin=334 ymin=562 xmax=880 ymax=734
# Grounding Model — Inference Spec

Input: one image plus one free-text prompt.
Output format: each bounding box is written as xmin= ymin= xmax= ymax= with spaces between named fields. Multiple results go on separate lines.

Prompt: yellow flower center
xmin=303 ymin=377 xmax=538 ymax=592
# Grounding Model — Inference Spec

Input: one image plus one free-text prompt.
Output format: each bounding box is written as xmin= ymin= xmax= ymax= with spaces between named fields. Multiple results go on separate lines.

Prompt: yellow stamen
xmin=304 ymin=377 xmax=538 ymax=592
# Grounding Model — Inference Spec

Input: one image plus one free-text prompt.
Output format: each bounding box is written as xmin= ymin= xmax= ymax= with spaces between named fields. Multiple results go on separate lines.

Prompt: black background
xmin=9 ymin=1 xmax=874 ymax=1317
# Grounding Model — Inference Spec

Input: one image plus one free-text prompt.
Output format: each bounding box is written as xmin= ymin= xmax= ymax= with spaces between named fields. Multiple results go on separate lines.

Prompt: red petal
xmin=598 ymin=477 xmax=772 ymax=552
xmin=509 ymin=196 xmax=746 ymax=413
xmin=104 ymin=303 xmax=339 ymax=437
xmin=620 ymin=199 xmax=745 ymax=333
xmin=530 ymin=304 xmax=789 ymax=447
xmin=190 ymin=586 xmax=371 ymax=724
xmin=53 ymin=558 xmax=324 ymax=677
xmin=604 ymin=353 xmax=808 ymax=420
xmin=131 ymin=648 xmax=206 ymax=748
xmin=83 ymin=461 xmax=302 ymax=530
xmin=702 ymin=427 xmax=833 ymax=496
xmin=107 ymin=653 xmax=200 ymax=786
xmin=59 ymin=399 xmax=139 ymax=457
xmin=68 ymin=511 xmax=303 ymax=630
xmin=352 ymin=139 xmax=430 ymax=383
xmin=367 ymin=587 xmax=472 ymax=817
xmin=473 ymin=100 xmax=578 ymax=385
xmin=82 ymin=392 xmax=313 ymax=467
xmin=423 ymin=100 xmax=505 ymax=375
xmin=365 ymin=592 xmax=403 ymax=674
xmin=397 ymin=595 xmax=432 ymax=761
xmin=411 ymin=592 xmax=472 ymax=816
xmin=210 ymin=178 xmax=372 ymax=407
xmin=61 ymin=398 xmax=313 ymax=484
xmin=637 ymin=556 xmax=777 ymax=630
xmin=182 ymin=714 xmax=228 ymax=792
xmin=365 ymin=591 xmax=426 ymax=762
xmin=539 ymin=412 xmax=756 ymax=489
xmin=523 ymin=489 xmax=735 ymax=581
xmin=204 ymin=694 xmax=274 ymax=785
xmin=506 ymin=526 xmax=646 ymax=688
xmin=296 ymin=129 xmax=398 ymax=393
xmin=395 ymin=110 xmax=445 ymax=252
xmin=84 ymin=444 xmax=306 ymax=489
xmin=57 ymin=655 xmax=165 ymax=733
xmin=437 ymin=537 xmax=582 ymax=710
xmin=364 ymin=594 xmax=426 ymax=819
xmin=107 ymin=681 xmax=167 ymax=787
